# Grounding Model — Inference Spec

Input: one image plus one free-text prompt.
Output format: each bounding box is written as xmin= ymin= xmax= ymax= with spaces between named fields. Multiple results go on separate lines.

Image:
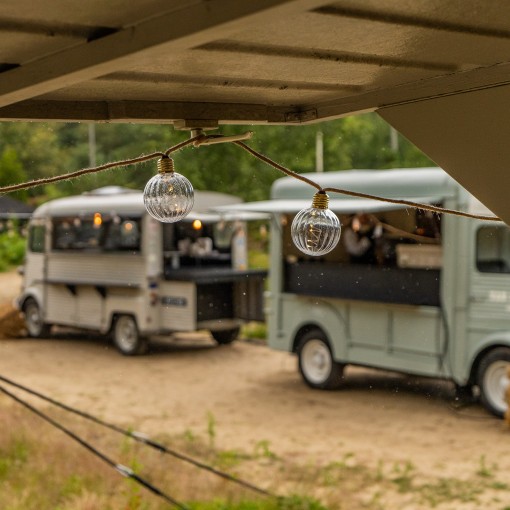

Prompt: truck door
xmin=25 ymin=221 xmax=47 ymax=289
xmin=470 ymin=225 xmax=510 ymax=327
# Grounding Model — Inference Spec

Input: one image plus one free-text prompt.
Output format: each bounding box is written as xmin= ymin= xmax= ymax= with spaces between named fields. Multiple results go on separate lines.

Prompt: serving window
xmin=282 ymin=207 xmax=443 ymax=306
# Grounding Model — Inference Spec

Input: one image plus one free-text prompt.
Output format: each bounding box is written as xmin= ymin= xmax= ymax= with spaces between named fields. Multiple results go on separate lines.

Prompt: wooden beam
xmin=0 ymin=0 xmax=300 ymax=108
xmin=0 ymin=99 xmax=291 ymax=124
xmin=305 ymin=61 xmax=510 ymax=123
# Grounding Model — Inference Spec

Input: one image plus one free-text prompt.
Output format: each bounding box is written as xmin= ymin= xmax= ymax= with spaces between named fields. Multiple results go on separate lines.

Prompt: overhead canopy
xmin=215 ymin=196 xmax=443 ymax=215
xmin=187 ymin=211 xmax=269 ymax=222
xmin=271 ymin=168 xmax=458 ymax=200
xmin=215 ymin=168 xmax=497 ymax=217
xmin=0 ymin=0 xmax=507 ymax=126
xmin=0 ymin=1 xmax=510 ymax=221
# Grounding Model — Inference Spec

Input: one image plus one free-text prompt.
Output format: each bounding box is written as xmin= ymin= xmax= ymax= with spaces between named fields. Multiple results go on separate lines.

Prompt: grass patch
xmin=0 ymin=400 xmax=508 ymax=510
xmin=188 ymin=495 xmax=327 ymax=510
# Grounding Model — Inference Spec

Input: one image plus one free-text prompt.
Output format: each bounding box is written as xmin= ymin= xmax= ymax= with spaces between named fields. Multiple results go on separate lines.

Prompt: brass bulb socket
xmin=312 ymin=191 xmax=329 ymax=210
xmin=158 ymin=157 xmax=175 ymax=174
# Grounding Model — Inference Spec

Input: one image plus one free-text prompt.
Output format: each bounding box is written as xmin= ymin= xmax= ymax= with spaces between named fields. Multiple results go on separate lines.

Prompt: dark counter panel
xmin=165 ymin=267 xmax=267 ymax=284
xmin=284 ymin=262 xmax=440 ymax=307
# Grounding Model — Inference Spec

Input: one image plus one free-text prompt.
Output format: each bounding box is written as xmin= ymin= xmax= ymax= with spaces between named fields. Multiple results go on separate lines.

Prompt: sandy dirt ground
xmin=1 ymin=270 xmax=510 ymax=508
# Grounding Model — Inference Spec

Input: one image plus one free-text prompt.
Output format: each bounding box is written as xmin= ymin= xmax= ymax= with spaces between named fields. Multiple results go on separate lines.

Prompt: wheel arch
xmin=108 ymin=311 xmax=139 ymax=333
xmin=291 ymin=322 xmax=331 ymax=353
xmin=18 ymin=289 xmax=44 ymax=313
xmin=468 ymin=335 xmax=510 ymax=385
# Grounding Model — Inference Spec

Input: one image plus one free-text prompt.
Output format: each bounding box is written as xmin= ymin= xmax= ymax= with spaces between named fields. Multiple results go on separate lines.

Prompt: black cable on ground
xmin=0 ymin=374 xmax=277 ymax=499
xmin=0 ymin=384 xmax=189 ymax=510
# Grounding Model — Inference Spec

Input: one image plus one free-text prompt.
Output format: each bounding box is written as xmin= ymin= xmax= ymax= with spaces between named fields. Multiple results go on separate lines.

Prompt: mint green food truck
xmin=220 ymin=168 xmax=510 ymax=417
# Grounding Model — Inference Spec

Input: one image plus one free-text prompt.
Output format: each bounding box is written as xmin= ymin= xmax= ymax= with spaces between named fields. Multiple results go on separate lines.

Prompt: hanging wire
xmin=232 ymin=140 xmax=502 ymax=222
xmin=0 ymin=384 xmax=190 ymax=510
xmin=0 ymin=135 xmax=201 ymax=195
xmin=0 ymin=131 xmax=502 ymax=223
xmin=233 ymin=140 xmax=323 ymax=192
xmin=0 ymin=374 xmax=277 ymax=499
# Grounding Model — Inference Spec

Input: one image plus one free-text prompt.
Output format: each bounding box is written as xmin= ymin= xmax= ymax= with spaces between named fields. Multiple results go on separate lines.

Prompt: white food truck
xmin=218 ymin=168 xmax=510 ymax=417
xmin=18 ymin=187 xmax=266 ymax=355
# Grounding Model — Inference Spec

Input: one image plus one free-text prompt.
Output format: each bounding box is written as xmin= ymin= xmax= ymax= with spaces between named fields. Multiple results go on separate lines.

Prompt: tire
xmin=23 ymin=298 xmax=51 ymax=338
xmin=211 ymin=327 xmax=240 ymax=345
xmin=297 ymin=328 xmax=344 ymax=390
xmin=112 ymin=315 xmax=148 ymax=356
xmin=476 ymin=347 xmax=510 ymax=418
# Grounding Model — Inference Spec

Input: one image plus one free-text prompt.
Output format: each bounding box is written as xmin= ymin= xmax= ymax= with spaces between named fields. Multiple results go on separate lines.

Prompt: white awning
xmin=185 ymin=211 xmax=270 ymax=222
xmin=214 ymin=196 xmax=444 ymax=215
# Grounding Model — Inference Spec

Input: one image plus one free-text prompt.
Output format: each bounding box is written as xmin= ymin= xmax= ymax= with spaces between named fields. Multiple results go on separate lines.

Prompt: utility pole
xmin=88 ymin=123 xmax=97 ymax=167
xmin=315 ymin=130 xmax=324 ymax=173
xmin=389 ymin=126 xmax=399 ymax=153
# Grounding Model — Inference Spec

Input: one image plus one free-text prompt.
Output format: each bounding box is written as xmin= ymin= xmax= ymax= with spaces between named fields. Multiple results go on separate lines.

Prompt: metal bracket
xmin=173 ymin=119 xmax=218 ymax=131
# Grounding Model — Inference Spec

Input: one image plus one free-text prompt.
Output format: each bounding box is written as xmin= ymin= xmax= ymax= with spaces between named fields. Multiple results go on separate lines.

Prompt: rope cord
xmin=232 ymin=141 xmax=501 ymax=222
xmin=0 ymin=135 xmax=200 ymax=195
xmin=0 ymin=384 xmax=189 ymax=510
xmin=233 ymin=140 xmax=322 ymax=191
xmin=0 ymin=132 xmax=502 ymax=223
xmin=0 ymin=374 xmax=276 ymax=499
xmin=322 ymin=186 xmax=501 ymax=222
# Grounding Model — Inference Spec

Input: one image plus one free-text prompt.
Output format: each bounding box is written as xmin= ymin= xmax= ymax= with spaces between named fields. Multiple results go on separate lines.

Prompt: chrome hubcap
xmin=484 ymin=360 xmax=510 ymax=413
xmin=301 ymin=339 xmax=332 ymax=384
xmin=116 ymin=317 xmax=137 ymax=351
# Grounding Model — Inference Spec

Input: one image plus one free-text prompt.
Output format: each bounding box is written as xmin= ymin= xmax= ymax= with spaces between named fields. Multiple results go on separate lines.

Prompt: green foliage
xmin=0 ymin=115 xmax=433 ymax=205
xmin=0 ymin=147 xmax=28 ymax=201
xmin=241 ymin=322 xmax=267 ymax=340
xmin=0 ymin=229 xmax=26 ymax=271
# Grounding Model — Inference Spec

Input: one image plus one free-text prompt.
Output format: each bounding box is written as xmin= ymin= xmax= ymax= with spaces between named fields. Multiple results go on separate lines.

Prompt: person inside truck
xmin=343 ymin=213 xmax=384 ymax=264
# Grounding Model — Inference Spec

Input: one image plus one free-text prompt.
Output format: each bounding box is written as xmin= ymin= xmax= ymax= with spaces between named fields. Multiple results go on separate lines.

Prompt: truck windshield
xmin=52 ymin=216 xmax=141 ymax=252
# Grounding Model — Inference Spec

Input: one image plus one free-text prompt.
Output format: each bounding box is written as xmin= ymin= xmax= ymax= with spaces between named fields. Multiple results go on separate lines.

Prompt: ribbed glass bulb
xmin=291 ymin=192 xmax=341 ymax=256
xmin=143 ymin=157 xmax=194 ymax=223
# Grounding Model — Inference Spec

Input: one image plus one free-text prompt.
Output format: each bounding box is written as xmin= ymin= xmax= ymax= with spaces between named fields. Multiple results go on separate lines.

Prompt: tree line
xmin=0 ymin=113 xmax=433 ymax=204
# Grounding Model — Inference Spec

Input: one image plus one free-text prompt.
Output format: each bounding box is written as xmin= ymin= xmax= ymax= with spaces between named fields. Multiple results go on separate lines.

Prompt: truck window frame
xmin=476 ymin=225 xmax=510 ymax=274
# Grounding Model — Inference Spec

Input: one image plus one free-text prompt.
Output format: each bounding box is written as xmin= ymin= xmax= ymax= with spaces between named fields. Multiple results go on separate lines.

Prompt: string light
xmin=291 ymin=191 xmax=341 ymax=256
xmin=0 ymin=130 xmax=501 ymax=258
xmin=143 ymin=156 xmax=194 ymax=223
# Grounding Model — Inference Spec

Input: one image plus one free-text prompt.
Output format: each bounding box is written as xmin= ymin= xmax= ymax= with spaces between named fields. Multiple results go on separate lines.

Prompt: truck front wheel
xmin=298 ymin=329 xmax=344 ymax=390
xmin=23 ymin=298 xmax=51 ymax=338
xmin=112 ymin=315 xmax=148 ymax=356
xmin=476 ymin=347 xmax=510 ymax=418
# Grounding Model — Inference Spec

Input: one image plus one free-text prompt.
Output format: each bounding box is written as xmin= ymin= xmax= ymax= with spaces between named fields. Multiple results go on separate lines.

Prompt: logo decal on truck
xmin=161 ymin=296 xmax=188 ymax=307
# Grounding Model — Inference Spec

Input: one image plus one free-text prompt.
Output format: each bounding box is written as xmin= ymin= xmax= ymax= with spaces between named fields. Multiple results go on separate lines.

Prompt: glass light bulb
xmin=291 ymin=192 xmax=341 ymax=256
xmin=143 ymin=157 xmax=194 ymax=223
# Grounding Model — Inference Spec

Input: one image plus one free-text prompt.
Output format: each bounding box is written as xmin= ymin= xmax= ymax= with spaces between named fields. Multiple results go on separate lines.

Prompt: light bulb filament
xmin=306 ymin=224 xmax=322 ymax=249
